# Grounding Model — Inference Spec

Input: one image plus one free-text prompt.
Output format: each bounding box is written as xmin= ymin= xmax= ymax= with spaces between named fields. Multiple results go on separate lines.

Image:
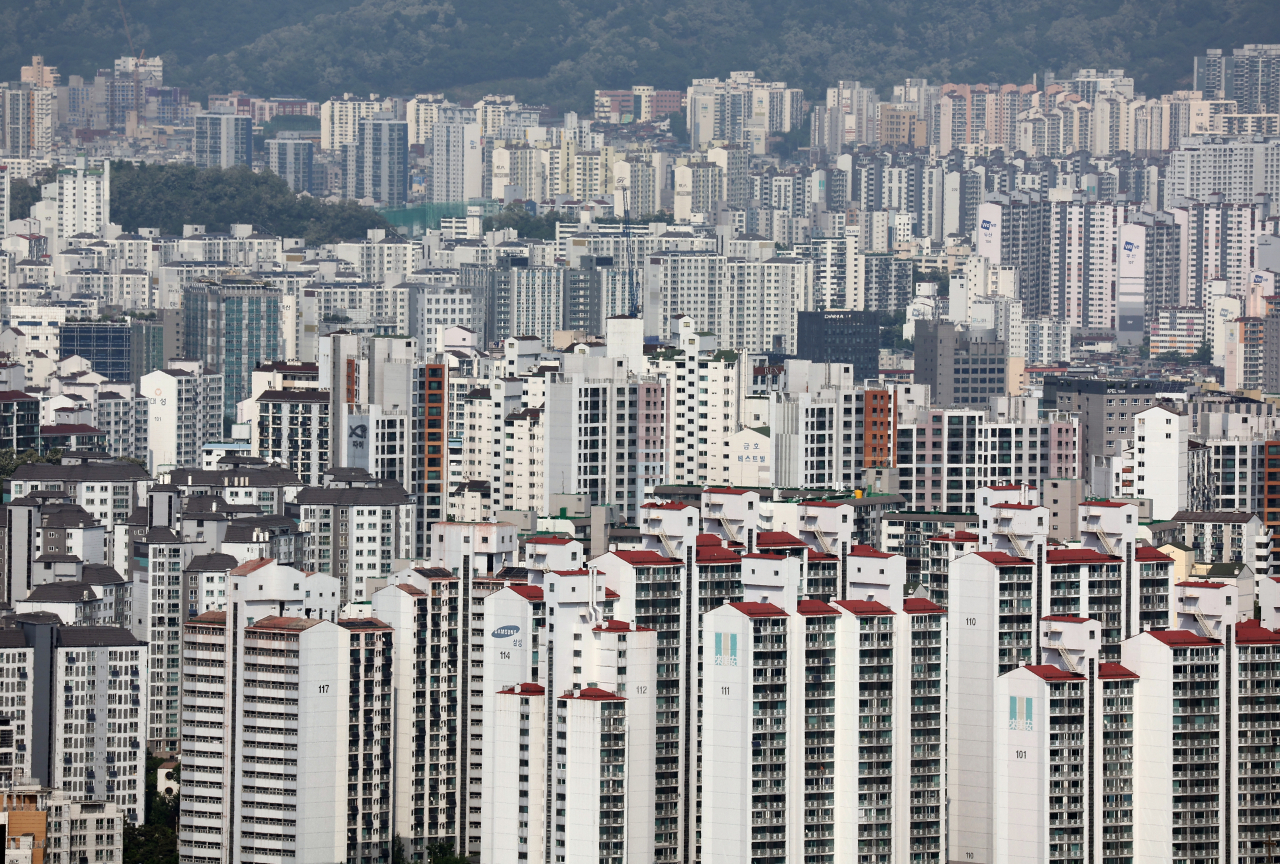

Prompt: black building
xmin=795 ymin=310 xmax=879 ymax=382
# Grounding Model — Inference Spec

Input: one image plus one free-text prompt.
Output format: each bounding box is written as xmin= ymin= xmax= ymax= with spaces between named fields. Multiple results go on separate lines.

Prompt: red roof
xmin=729 ymin=602 xmax=788 ymax=618
xmin=704 ymin=487 xmax=749 ymax=495
xmin=1236 ymin=620 xmax=1280 ymax=645
xmin=529 ymin=536 xmax=576 ymax=546
xmin=603 ymin=588 xmax=620 ymax=599
xmin=231 ymin=557 xmax=273 ymax=576
xmin=696 ymin=533 xmax=725 ymax=546
xmin=500 ymin=682 xmax=546 ymax=695
xmin=509 ymin=585 xmax=544 ymax=602
xmin=566 ymin=687 xmax=625 ymax=701
xmin=903 ymin=598 xmax=945 ymax=614
xmin=797 ymin=599 xmax=840 ymax=616
xmin=40 ymin=424 xmax=105 ymax=435
xmin=1045 ymin=549 xmax=1121 ymax=565
xmin=394 ymin=583 xmax=427 ymax=596
xmin=552 ymin=568 xmax=591 ymax=576
xmin=992 ymin=502 xmax=1039 ymax=510
xmin=1146 ymin=630 xmax=1219 ymax=647
xmin=1181 ymin=581 xmax=1228 ymax=589
xmin=976 ymin=551 xmax=1031 ymax=565
xmin=1098 ymin=663 xmax=1140 ymax=680
xmin=987 ymin=484 xmax=1025 ymax=491
xmin=592 ymin=619 xmax=652 ymax=632
xmin=848 ymin=544 xmax=894 ymax=559
xmin=929 ymin=531 xmax=979 ymax=543
xmin=755 ymin=531 xmax=806 ymax=547
xmin=808 ymin=551 xmax=838 ymax=562
xmin=802 ymin=500 xmax=853 ymax=508
xmin=608 ymin=550 xmax=683 ymax=566
xmin=1041 ymin=615 xmax=1090 ymax=623
xmin=697 ymin=546 xmax=741 ymax=563
xmin=1083 ymin=500 xmax=1131 ymax=508
xmin=742 ymin=552 xmax=787 ymax=560
xmin=1025 ymin=664 xmax=1085 ymax=681
xmin=834 ymin=599 xmax=895 ymax=616
xmin=641 ymin=502 xmax=689 ymax=510
xmin=1135 ymin=546 xmax=1173 ymax=562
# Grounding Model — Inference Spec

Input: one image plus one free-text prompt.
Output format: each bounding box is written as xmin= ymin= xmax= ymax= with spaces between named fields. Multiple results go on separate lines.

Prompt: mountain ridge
xmin=5 ymin=0 xmax=1278 ymax=110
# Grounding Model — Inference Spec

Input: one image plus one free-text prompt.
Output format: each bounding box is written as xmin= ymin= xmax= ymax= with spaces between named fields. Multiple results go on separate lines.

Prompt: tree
xmin=772 ymin=117 xmax=812 ymax=159
xmin=425 ymin=841 xmax=469 ymax=864
xmin=110 ymin=161 xmax=392 ymax=246
xmin=879 ymin=309 xmax=912 ymax=353
xmin=7 ymin=178 xmax=42 ymax=221
xmin=124 ymin=753 xmax=178 ymax=864
xmin=913 ymin=266 xmax=950 ymax=296
xmin=483 ymin=203 xmax=575 ymax=240
xmin=0 ymin=448 xmax=64 ymax=482
xmin=1155 ymin=349 xmax=1187 ymax=365
xmin=1192 ymin=340 xmax=1214 ymax=364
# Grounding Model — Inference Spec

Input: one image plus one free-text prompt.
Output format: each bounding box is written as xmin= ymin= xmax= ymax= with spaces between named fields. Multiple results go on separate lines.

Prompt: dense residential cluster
xmin=0 ymin=38 xmax=1278 ymax=864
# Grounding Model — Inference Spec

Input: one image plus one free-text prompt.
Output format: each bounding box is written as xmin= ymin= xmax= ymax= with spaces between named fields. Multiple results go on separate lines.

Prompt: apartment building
xmin=296 ymin=485 xmax=416 ymax=603
xmin=249 ymin=390 xmax=330 ymax=485
xmin=703 ymin=592 xmax=947 ymax=864
xmin=648 ymin=344 xmax=735 ymax=489
xmin=178 ymin=613 xmax=395 ymax=864
xmin=642 ymin=253 xmax=812 ymax=356
xmin=6 ymin=617 xmax=146 ymax=823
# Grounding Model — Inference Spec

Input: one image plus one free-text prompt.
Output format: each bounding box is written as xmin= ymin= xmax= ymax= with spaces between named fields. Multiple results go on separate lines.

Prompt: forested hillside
xmin=109 ymin=163 xmax=390 ymax=244
xmin=5 ymin=0 xmax=1278 ymax=109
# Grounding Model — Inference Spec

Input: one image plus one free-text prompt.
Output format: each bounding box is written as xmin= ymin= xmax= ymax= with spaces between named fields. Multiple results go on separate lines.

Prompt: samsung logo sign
xmin=491 ymin=625 xmax=520 ymax=639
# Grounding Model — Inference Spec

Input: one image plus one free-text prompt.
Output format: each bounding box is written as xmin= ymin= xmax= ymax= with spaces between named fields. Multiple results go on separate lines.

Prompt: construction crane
xmin=618 ymin=183 xmax=640 ymax=316
xmin=116 ymin=0 xmax=144 ymax=132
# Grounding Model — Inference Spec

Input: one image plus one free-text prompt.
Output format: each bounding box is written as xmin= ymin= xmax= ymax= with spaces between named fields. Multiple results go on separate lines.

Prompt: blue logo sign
xmin=491 ymin=625 xmax=520 ymax=639
xmin=1123 ymin=241 xmax=1136 ymax=252
xmin=980 ymin=220 xmax=992 ymax=231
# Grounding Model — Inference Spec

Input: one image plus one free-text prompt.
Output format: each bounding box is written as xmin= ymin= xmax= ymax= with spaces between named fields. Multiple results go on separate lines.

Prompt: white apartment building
xmin=482 ymin=567 xmax=657 ymax=864
xmin=1023 ymin=318 xmax=1072 ymax=366
xmin=320 ymin=94 xmax=393 ymax=151
xmin=296 ymin=486 xmax=416 ymax=603
xmin=648 ymin=343 xmax=737 ymax=488
xmin=332 ymin=230 xmax=421 ymax=284
xmin=1047 ymin=199 xmax=1124 ymax=331
xmin=1108 ymin=405 xmax=1211 ymax=520
xmin=643 ymin=252 xmax=811 ymax=356
xmin=1168 ymin=136 xmax=1280 ymax=204
xmin=140 ymin=364 xmax=225 ymax=473
xmin=613 ymin=158 xmax=658 ymax=218
xmin=178 ymin=613 xmax=396 ymax=864
xmin=249 ymin=390 xmax=330 ymax=486
xmin=31 ymin=161 xmax=110 ymax=254
xmin=406 ymin=93 xmax=454 ymax=145
xmin=703 ymin=593 xmax=947 ymax=864
xmin=492 ymin=143 xmax=549 ymax=202
xmin=1174 ymin=194 xmax=1273 ymax=303
xmin=542 ymin=356 xmax=666 ymax=518
xmin=431 ymin=118 xmax=482 ymax=203
xmin=1172 ymin=510 xmax=1271 ymax=572
xmin=3 ymin=619 xmax=146 ymax=823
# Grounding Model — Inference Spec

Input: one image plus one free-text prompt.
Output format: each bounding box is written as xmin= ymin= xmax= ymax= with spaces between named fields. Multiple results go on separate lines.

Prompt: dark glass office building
xmin=795 ymin=310 xmax=880 ymax=382
xmin=59 ymin=321 xmax=165 ymax=384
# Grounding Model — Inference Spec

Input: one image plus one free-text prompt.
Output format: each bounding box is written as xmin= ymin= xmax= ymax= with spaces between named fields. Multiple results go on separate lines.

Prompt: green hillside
xmin=6 ymin=0 xmax=1278 ymax=109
